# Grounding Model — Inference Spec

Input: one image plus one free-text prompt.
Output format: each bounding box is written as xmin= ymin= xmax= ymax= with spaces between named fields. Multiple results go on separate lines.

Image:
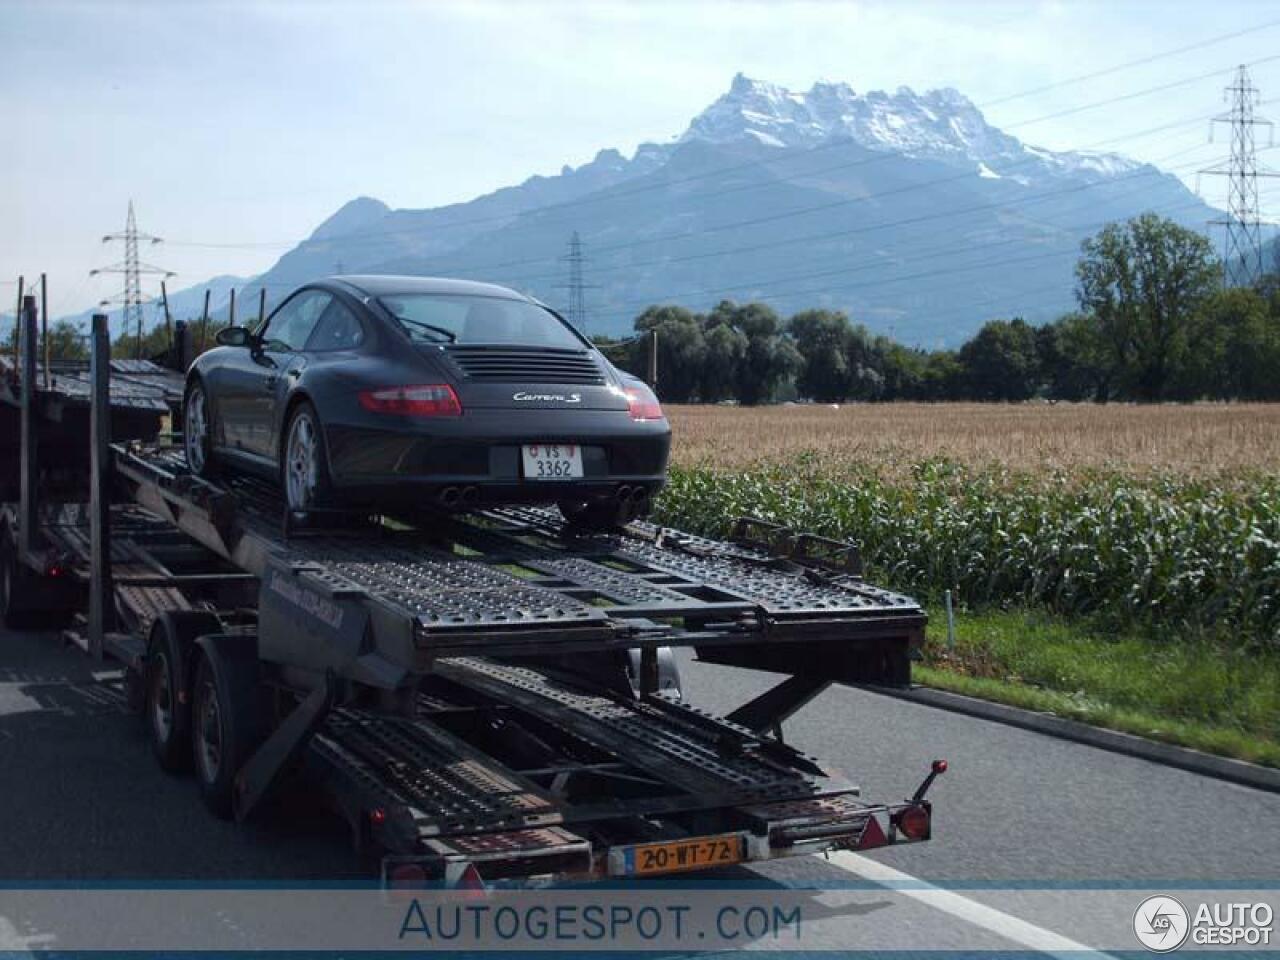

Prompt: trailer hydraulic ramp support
xmin=234 ymin=672 xmax=336 ymax=822
xmin=725 ymin=673 xmax=831 ymax=743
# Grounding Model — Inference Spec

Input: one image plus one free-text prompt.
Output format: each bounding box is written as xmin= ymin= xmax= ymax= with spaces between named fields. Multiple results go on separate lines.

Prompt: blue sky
xmin=2 ymin=0 xmax=1278 ymax=316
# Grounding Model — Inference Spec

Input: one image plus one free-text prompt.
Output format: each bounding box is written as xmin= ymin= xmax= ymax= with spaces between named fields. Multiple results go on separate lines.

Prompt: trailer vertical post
xmin=88 ymin=313 xmax=115 ymax=659
xmin=40 ymin=273 xmax=50 ymax=390
xmin=198 ymin=289 xmax=211 ymax=354
xmin=18 ymin=295 xmax=40 ymax=558
xmin=11 ymin=276 xmax=23 ymax=368
xmin=161 ymin=280 xmax=173 ymax=360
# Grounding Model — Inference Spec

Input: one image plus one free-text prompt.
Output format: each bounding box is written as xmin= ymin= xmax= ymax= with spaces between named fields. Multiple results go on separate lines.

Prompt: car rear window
xmin=378 ymin=294 xmax=586 ymax=350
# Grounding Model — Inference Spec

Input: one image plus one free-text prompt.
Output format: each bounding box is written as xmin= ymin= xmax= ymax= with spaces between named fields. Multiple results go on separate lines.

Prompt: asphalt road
xmin=2 ymin=623 xmax=1277 ymax=950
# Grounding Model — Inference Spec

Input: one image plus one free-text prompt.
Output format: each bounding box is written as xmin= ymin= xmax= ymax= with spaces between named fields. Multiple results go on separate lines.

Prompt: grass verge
xmin=918 ymin=605 xmax=1280 ymax=768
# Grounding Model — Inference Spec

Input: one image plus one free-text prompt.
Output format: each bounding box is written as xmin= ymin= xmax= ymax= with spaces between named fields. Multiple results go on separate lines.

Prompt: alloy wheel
xmin=285 ymin=413 xmax=318 ymax=512
xmin=185 ymin=387 xmax=208 ymax=473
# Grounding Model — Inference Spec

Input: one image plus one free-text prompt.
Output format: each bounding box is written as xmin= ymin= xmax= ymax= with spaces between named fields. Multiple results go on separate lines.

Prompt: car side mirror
xmin=216 ymin=326 xmax=253 ymax=348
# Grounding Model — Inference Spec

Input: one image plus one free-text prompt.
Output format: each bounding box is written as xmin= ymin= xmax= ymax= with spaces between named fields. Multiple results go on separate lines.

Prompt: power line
xmin=162 ymin=47 xmax=1280 ymax=256
xmin=595 ymin=190 xmax=1211 ymax=323
xmin=595 ymin=175 xmax=1211 ymax=318
xmin=457 ymin=142 xmax=1211 ymax=289
xmin=365 ymin=105 xmax=1234 ymax=287
xmin=980 ymin=17 xmax=1280 ymax=108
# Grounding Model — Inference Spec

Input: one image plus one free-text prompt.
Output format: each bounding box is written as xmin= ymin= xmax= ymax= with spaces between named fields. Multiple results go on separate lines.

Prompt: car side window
xmin=260 ymin=290 xmax=332 ymax=352
xmin=305 ymin=299 xmax=364 ymax=352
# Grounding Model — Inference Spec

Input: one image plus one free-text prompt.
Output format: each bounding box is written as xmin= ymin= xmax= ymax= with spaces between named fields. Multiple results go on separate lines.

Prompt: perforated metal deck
xmin=111 ymin=443 xmax=925 ymax=656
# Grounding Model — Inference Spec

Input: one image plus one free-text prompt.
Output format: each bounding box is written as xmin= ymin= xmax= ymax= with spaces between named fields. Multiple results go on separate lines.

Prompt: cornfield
xmin=665 ymin=403 xmax=1280 ymax=479
xmin=653 ymin=405 xmax=1280 ymax=648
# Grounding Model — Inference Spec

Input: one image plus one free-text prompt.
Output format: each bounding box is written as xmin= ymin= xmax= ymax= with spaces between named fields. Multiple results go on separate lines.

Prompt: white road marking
xmin=830 ymin=851 xmax=1115 ymax=959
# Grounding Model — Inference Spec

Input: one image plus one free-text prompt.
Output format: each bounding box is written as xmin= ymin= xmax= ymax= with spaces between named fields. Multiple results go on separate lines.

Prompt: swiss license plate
xmin=624 ymin=834 xmax=745 ymax=876
xmin=521 ymin=443 xmax=583 ymax=480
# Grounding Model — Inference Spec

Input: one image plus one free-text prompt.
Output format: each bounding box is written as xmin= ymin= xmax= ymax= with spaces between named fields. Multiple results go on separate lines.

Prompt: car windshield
xmin=378 ymin=294 xmax=586 ymax=349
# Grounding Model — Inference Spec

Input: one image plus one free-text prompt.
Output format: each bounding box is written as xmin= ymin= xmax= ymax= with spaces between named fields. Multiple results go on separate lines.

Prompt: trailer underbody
xmin=0 ymin=305 xmax=941 ymax=887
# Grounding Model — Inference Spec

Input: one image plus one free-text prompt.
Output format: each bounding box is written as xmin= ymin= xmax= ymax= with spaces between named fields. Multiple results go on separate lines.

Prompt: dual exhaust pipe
xmin=437 ymin=483 xmax=650 ymax=516
xmin=614 ymin=484 xmax=650 ymax=520
xmin=437 ymin=485 xmax=479 ymax=509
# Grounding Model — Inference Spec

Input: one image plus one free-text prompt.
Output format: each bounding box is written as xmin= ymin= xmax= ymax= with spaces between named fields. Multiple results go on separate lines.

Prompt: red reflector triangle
xmin=858 ymin=814 xmax=888 ymax=850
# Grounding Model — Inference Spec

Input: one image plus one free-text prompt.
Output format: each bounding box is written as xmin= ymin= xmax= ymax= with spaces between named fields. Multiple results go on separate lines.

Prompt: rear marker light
xmin=359 ymin=384 xmax=462 ymax=417
xmin=895 ymin=805 xmax=931 ymax=841
xmin=624 ymin=386 xmax=664 ymax=421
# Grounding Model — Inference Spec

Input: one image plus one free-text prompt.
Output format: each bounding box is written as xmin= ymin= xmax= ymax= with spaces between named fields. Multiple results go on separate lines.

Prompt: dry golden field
xmin=665 ymin=402 xmax=1280 ymax=476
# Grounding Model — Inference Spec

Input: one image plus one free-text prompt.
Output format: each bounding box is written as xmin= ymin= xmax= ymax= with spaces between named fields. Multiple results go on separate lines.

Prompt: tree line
xmin=599 ymin=214 xmax=1280 ymax=404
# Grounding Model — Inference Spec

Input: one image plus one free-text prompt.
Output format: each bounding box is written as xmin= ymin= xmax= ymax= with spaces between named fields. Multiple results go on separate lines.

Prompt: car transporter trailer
xmin=0 ymin=301 xmax=945 ymax=887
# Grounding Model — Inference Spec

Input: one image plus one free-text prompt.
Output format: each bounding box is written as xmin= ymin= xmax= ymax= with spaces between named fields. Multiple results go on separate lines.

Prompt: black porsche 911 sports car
xmin=183 ymin=276 xmax=670 ymax=528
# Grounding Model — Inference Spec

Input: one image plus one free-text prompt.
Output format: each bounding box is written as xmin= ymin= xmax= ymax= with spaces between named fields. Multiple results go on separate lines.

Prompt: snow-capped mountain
xmin=171 ymin=73 xmax=1216 ymax=345
xmin=681 ymin=73 xmax=1140 ymax=183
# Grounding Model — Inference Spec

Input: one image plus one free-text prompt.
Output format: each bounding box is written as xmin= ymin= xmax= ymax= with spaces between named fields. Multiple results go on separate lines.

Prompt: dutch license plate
xmin=624 ymin=834 xmax=745 ymax=876
xmin=521 ymin=443 xmax=583 ymax=480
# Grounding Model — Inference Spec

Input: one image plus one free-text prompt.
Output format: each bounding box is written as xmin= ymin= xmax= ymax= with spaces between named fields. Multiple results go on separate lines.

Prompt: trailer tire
xmin=1 ymin=526 xmax=40 ymax=630
xmin=191 ymin=639 xmax=265 ymax=820
xmin=145 ymin=611 xmax=223 ymax=773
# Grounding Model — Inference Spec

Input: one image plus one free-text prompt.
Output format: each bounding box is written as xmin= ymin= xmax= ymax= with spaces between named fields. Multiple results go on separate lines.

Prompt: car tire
xmin=281 ymin=401 xmax=333 ymax=516
xmin=558 ymin=497 xmax=636 ymax=532
xmin=183 ymin=379 xmax=217 ymax=478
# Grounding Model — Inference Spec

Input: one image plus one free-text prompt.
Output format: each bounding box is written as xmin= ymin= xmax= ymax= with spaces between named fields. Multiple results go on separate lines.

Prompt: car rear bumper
xmin=322 ymin=410 xmax=671 ymax=504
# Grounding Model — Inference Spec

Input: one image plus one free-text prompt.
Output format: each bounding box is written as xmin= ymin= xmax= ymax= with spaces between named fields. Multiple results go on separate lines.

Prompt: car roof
xmin=325 ymin=275 xmax=530 ymax=301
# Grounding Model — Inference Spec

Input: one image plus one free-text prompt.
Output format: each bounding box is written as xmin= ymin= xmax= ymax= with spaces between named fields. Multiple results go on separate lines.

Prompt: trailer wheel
xmin=191 ymin=642 xmax=265 ymax=820
xmin=145 ymin=611 xmax=223 ymax=773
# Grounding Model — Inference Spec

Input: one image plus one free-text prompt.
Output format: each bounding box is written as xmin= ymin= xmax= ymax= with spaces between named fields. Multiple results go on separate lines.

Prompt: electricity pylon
xmin=91 ymin=200 xmax=175 ymax=356
xmin=1198 ymin=65 xmax=1276 ymax=288
xmin=555 ymin=231 xmax=597 ymax=334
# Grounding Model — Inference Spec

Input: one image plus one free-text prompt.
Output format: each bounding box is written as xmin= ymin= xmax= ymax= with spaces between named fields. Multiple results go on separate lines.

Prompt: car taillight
xmin=359 ymin=384 xmax=462 ymax=417
xmin=624 ymin=385 xmax=664 ymax=421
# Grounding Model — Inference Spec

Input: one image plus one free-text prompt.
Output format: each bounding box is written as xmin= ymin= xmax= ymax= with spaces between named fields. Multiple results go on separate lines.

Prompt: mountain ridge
xmin=63 ymin=74 xmax=1230 ymax=345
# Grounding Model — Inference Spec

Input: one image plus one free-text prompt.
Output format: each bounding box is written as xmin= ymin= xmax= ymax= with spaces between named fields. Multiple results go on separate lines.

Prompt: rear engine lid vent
xmin=445 ymin=346 xmax=605 ymax=385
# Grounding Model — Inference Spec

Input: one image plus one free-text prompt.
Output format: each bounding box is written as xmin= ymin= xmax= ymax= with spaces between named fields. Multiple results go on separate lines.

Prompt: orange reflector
xmin=896 ymin=805 xmax=931 ymax=841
